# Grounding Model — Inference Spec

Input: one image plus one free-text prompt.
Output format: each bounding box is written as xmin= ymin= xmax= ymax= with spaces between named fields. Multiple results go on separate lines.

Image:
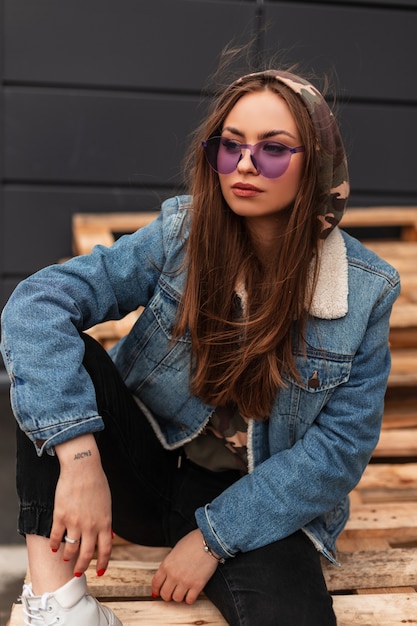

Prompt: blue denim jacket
xmin=1 ymin=195 xmax=400 ymax=563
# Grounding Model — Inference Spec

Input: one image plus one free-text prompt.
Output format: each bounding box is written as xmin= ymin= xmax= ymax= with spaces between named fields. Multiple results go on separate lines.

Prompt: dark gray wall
xmin=1 ymin=0 xmax=417 ymax=312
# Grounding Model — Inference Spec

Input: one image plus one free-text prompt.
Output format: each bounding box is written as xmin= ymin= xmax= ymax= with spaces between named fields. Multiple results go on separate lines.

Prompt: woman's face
xmin=218 ymin=89 xmax=305 ymax=232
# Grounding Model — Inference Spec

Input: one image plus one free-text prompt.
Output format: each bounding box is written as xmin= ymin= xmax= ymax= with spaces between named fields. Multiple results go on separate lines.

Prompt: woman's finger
xmin=49 ymin=520 xmax=66 ymax=553
xmin=94 ymin=528 xmax=113 ymax=577
xmin=72 ymin=531 xmax=97 ymax=575
xmin=61 ymin=531 xmax=82 ymax=562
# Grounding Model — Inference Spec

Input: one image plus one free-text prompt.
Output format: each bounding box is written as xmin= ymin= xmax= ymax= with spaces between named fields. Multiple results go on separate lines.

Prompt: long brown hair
xmin=174 ymin=73 xmax=324 ymax=421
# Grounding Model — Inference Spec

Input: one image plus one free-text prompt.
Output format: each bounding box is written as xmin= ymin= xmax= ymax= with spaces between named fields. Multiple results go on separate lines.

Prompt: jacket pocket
xmin=281 ymin=350 xmax=353 ymax=442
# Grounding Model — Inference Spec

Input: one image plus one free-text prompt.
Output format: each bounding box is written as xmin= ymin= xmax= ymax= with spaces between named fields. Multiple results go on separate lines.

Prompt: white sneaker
xmin=21 ymin=574 xmax=122 ymax=625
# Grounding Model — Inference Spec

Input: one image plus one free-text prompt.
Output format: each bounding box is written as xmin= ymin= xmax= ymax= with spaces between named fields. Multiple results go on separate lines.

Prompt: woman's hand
xmin=50 ymin=434 xmax=113 ymax=577
xmin=151 ymin=529 xmax=220 ymax=604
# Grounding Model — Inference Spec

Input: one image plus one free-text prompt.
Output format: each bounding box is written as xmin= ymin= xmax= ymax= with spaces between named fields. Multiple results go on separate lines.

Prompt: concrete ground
xmin=0 ymin=386 xmax=26 ymax=626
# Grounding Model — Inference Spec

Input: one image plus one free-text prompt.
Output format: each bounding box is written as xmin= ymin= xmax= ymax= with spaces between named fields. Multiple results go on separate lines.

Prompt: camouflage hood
xmin=235 ymin=70 xmax=350 ymax=239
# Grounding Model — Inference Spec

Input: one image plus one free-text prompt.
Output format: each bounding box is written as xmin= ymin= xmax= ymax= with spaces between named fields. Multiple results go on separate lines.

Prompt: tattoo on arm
xmin=73 ymin=450 xmax=92 ymax=460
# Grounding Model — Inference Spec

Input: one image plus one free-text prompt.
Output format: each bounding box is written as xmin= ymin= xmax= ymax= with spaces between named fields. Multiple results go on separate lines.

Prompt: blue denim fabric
xmin=1 ymin=195 xmax=400 ymax=565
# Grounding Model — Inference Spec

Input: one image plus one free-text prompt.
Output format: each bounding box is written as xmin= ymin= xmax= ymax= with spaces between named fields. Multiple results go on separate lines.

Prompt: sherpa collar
xmin=235 ymin=227 xmax=348 ymax=321
xmin=309 ymin=227 xmax=348 ymax=320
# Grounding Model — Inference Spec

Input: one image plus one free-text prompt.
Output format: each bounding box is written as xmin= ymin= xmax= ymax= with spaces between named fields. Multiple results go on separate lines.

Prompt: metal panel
xmin=4 ymin=0 xmax=256 ymax=90
xmin=339 ymin=103 xmax=417 ymax=194
xmin=264 ymin=2 xmax=417 ymax=102
xmin=1 ymin=279 xmax=20 ymax=312
xmin=4 ymin=89 xmax=206 ymax=184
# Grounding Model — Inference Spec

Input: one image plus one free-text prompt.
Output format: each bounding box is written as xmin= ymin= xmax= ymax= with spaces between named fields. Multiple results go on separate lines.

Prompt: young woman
xmin=1 ymin=69 xmax=400 ymax=625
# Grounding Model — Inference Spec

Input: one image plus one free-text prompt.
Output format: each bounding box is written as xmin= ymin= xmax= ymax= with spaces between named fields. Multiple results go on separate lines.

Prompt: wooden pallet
xmin=7 ymin=488 xmax=417 ymax=624
xmin=8 ymin=498 xmax=417 ymax=625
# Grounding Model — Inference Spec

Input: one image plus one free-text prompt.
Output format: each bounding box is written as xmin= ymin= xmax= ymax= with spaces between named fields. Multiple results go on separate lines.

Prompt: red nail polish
xmin=151 ymin=592 xmax=159 ymax=599
xmin=63 ymin=559 xmax=70 ymax=562
xmin=97 ymin=569 xmax=106 ymax=577
xmin=51 ymin=548 xmax=58 ymax=553
xmin=74 ymin=572 xmax=83 ymax=578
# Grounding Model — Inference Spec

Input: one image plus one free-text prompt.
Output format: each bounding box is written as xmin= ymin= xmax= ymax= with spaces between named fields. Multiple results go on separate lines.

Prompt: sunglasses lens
xmin=217 ymin=138 xmax=243 ymax=174
xmin=203 ymin=137 xmax=238 ymax=174
xmin=202 ymin=137 xmax=300 ymax=178
xmin=256 ymin=142 xmax=291 ymax=178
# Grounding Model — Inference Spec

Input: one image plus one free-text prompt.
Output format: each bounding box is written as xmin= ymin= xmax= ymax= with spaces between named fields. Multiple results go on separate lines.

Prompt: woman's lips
xmin=231 ymin=183 xmax=263 ymax=197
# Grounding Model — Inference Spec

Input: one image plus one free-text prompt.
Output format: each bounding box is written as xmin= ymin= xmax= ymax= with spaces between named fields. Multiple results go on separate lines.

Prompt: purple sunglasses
xmin=202 ymin=136 xmax=305 ymax=179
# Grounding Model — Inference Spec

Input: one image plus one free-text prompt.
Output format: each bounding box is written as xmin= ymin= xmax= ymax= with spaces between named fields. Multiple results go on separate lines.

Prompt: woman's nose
xmin=236 ymin=148 xmax=258 ymax=174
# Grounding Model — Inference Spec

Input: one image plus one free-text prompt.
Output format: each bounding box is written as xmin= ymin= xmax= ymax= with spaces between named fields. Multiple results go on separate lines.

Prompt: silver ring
xmin=64 ymin=535 xmax=80 ymax=545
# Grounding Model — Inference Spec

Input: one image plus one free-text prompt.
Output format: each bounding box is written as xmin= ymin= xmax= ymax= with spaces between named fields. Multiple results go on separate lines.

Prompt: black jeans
xmin=16 ymin=333 xmax=336 ymax=626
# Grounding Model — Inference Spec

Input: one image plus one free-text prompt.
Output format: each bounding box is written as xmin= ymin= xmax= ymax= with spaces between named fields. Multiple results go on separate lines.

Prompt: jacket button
xmin=308 ymin=370 xmax=320 ymax=389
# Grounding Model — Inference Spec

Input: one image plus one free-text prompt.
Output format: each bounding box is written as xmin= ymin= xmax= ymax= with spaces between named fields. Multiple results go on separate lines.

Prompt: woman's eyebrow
xmin=222 ymin=126 xmax=245 ymax=138
xmin=260 ymin=129 xmax=297 ymax=140
xmin=222 ymin=126 xmax=297 ymax=140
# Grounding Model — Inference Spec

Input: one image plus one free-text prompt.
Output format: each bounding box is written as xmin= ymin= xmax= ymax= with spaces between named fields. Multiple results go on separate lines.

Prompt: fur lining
xmin=309 ymin=227 xmax=348 ymax=319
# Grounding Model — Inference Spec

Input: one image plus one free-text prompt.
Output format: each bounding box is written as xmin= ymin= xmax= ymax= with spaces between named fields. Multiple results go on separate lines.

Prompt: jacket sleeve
xmin=195 ymin=274 xmax=401 ymax=559
xmin=0 ymin=212 xmax=166 ymax=455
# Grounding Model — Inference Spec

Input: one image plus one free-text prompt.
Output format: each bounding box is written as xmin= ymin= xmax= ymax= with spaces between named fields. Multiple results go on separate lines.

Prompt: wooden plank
xmin=8 ymin=593 xmax=417 ymax=626
xmin=384 ymin=392 xmax=417 ymax=430
xmin=367 ymin=240 xmax=417 ymax=257
xmin=7 ymin=598 xmax=227 ymax=626
xmin=323 ymin=549 xmax=417 ymax=592
xmin=390 ymin=304 xmax=417 ymax=330
xmin=110 ymin=544 xmax=170 ymax=563
xmin=380 ymin=257 xmax=417 ymax=274
xmin=80 ymin=547 xmax=417 ymax=598
xmin=336 ymin=535 xmax=392 ymax=553
xmin=388 ymin=349 xmax=417 ymax=387
xmin=358 ymin=585 xmax=416 ymax=594
xmin=72 ymin=212 xmax=160 ymax=255
xmin=86 ymin=560 xmax=157 ymax=598
xmin=332 ymin=593 xmax=417 ymax=626
xmin=344 ymin=498 xmax=417 ymax=538
xmin=373 ymin=428 xmax=417 ymax=458
xmin=337 ymin=500 xmax=417 ymax=552
xmin=389 ymin=327 xmax=417 ymax=350
xmin=342 ymin=207 xmax=417 ymax=240
xmin=356 ymin=463 xmax=417 ymax=502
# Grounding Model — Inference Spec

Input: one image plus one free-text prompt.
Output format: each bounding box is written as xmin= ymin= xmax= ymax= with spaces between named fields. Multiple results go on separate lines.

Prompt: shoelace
xmin=22 ymin=585 xmax=60 ymax=626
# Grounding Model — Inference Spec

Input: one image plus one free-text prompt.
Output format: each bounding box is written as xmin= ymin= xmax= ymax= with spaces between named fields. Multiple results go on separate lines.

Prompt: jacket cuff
xmin=195 ymin=504 xmax=236 ymax=561
xmin=27 ymin=416 xmax=105 ymax=456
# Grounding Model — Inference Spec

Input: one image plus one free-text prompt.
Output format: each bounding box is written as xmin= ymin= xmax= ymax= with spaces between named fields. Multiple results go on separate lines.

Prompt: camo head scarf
xmin=233 ymin=70 xmax=350 ymax=239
